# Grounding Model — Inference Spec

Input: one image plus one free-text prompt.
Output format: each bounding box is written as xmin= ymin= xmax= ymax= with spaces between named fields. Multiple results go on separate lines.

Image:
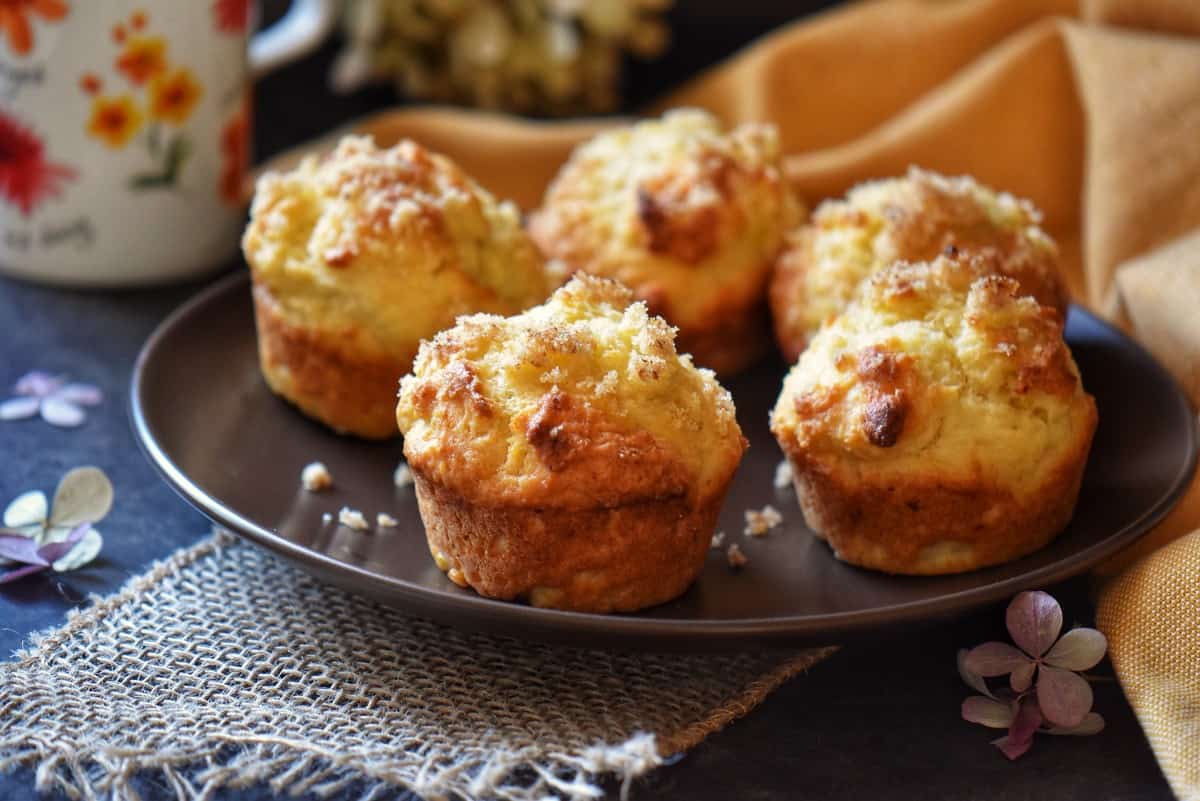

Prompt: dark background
xmin=0 ymin=2 xmax=1175 ymax=800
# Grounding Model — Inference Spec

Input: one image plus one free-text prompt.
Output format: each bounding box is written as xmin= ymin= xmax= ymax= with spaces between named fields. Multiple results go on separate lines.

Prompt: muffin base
xmin=252 ymin=282 xmax=411 ymax=439
xmin=786 ymin=437 xmax=1093 ymax=575
xmin=676 ymin=297 xmax=772 ymax=377
xmin=411 ymin=471 xmax=728 ymax=613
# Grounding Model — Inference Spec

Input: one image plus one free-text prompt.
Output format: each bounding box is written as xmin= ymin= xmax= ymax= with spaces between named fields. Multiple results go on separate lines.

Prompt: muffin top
xmin=771 ymin=252 xmax=1094 ymax=493
xmin=397 ymin=275 xmax=746 ymax=509
xmin=528 ymin=109 xmax=800 ymax=330
xmin=243 ymin=136 xmax=551 ymax=356
xmin=771 ymin=167 xmax=1065 ymax=356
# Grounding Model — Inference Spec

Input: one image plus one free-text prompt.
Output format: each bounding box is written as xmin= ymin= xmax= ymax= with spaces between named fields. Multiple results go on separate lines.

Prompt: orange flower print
xmin=111 ymin=23 xmax=125 ymax=43
xmin=86 ymin=95 xmax=143 ymax=149
xmin=130 ymin=10 xmax=146 ymax=30
xmin=0 ymin=0 xmax=68 ymax=56
xmin=115 ymin=35 xmax=166 ymax=86
xmin=147 ymin=67 xmax=202 ymax=126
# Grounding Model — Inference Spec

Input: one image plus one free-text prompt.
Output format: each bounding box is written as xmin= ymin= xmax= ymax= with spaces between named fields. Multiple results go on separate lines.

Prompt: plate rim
xmin=129 ymin=271 xmax=1199 ymax=647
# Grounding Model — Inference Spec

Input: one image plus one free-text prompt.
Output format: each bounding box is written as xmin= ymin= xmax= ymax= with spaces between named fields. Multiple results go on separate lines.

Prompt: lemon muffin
xmin=242 ymin=135 xmax=553 ymax=438
xmin=528 ymin=109 xmax=801 ymax=376
xmin=769 ymin=167 xmax=1068 ymax=362
xmin=396 ymin=275 xmax=747 ymax=612
xmin=770 ymin=252 xmax=1096 ymax=575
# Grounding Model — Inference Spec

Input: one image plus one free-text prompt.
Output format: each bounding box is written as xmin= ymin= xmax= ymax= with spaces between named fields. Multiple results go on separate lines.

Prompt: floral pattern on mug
xmin=213 ymin=0 xmax=250 ymax=34
xmin=218 ymin=96 xmax=250 ymax=206
xmin=0 ymin=0 xmax=68 ymax=57
xmin=79 ymin=10 xmax=204 ymax=191
xmin=0 ymin=111 xmax=75 ymax=217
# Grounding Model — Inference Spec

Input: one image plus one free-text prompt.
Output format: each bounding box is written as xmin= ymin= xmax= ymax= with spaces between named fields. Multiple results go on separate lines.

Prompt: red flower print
xmin=218 ymin=99 xmax=250 ymax=205
xmin=79 ymin=72 xmax=101 ymax=95
xmin=213 ymin=0 xmax=250 ymax=34
xmin=0 ymin=0 xmax=68 ymax=56
xmin=130 ymin=9 xmax=146 ymax=30
xmin=0 ymin=112 xmax=75 ymax=217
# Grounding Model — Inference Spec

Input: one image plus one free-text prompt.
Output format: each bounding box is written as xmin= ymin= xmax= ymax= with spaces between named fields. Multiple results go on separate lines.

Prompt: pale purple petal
xmin=993 ymin=698 xmax=1043 ymax=760
xmin=0 ymin=396 xmax=40 ymax=420
xmin=962 ymin=696 xmax=1015 ymax=729
xmin=54 ymin=383 xmax=103 ymax=406
xmin=0 ymin=562 xmax=49 ymax=583
xmin=0 ymin=532 xmax=48 ymax=565
xmin=958 ymin=649 xmax=996 ymax=699
xmin=1010 ymin=661 xmax=1037 ymax=693
xmin=1044 ymin=628 xmax=1108 ymax=671
xmin=36 ymin=522 xmax=90 ymax=564
xmin=1006 ymin=591 xmax=1063 ymax=658
xmin=1037 ymin=665 xmax=1094 ymax=727
xmin=15 ymin=371 xmax=63 ymax=397
xmin=965 ymin=642 xmax=1030 ymax=677
xmin=1045 ymin=712 xmax=1105 ymax=736
xmin=41 ymin=397 xmax=85 ymax=427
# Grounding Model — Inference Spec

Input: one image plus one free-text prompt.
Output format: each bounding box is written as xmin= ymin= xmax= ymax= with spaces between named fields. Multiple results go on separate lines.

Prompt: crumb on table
xmin=301 ymin=461 xmax=333 ymax=492
xmin=321 ymin=512 xmax=332 ymax=525
xmin=710 ymin=530 xmax=726 ymax=549
xmin=726 ymin=543 xmax=748 ymax=569
xmin=744 ymin=504 xmax=783 ymax=536
xmin=338 ymin=506 xmax=369 ymax=531
xmin=377 ymin=512 xmax=399 ymax=528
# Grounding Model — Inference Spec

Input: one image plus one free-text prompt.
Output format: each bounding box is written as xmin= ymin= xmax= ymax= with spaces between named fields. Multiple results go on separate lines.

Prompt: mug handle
xmin=249 ymin=0 xmax=338 ymax=80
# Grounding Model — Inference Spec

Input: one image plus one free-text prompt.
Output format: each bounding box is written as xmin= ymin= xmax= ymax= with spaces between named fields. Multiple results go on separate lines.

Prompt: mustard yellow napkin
xmin=259 ymin=2 xmax=1200 ymax=796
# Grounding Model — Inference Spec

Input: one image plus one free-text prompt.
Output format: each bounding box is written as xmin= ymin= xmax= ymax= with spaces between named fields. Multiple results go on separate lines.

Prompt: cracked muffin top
xmin=771 ymin=251 xmax=1094 ymax=494
xmin=397 ymin=275 xmax=746 ymax=509
xmin=770 ymin=167 xmax=1067 ymax=360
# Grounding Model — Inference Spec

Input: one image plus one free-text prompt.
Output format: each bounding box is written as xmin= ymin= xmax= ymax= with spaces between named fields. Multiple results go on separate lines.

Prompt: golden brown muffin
xmin=242 ymin=136 xmax=553 ymax=438
xmin=396 ymin=275 xmax=747 ymax=612
xmin=528 ymin=109 xmax=801 ymax=376
xmin=769 ymin=167 xmax=1068 ymax=362
xmin=770 ymin=252 xmax=1096 ymax=575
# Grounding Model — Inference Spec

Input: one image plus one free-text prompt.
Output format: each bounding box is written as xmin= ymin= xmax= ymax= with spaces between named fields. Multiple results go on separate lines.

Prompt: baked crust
xmin=413 ymin=471 xmax=729 ymax=612
xmin=252 ymin=282 xmax=410 ymax=438
xmin=771 ymin=253 xmax=1097 ymax=575
xmin=786 ymin=420 xmax=1094 ymax=574
xmin=528 ymin=109 xmax=800 ymax=375
xmin=769 ymin=167 xmax=1068 ymax=362
xmin=396 ymin=274 xmax=746 ymax=611
xmin=242 ymin=135 xmax=551 ymax=438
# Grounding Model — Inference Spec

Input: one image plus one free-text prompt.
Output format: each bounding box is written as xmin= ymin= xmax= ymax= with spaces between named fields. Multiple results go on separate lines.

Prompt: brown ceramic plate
xmin=131 ymin=272 xmax=1196 ymax=650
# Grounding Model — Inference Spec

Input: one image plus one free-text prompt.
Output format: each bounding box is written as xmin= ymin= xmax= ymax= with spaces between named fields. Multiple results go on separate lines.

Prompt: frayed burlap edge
xmin=0 ymin=532 xmax=836 ymax=801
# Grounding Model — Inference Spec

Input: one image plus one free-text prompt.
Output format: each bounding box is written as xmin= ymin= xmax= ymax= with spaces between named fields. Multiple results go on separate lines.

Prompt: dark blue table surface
xmin=0 ymin=4 xmax=1174 ymax=799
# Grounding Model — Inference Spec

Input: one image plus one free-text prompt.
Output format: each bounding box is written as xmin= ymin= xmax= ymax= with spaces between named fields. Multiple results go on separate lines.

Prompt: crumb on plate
xmin=710 ymin=530 xmax=726 ymax=549
xmin=301 ymin=461 xmax=333 ymax=492
xmin=321 ymin=512 xmax=333 ymax=525
xmin=726 ymin=543 xmax=748 ymax=569
xmin=394 ymin=462 xmax=414 ymax=488
xmin=338 ymin=506 xmax=369 ymax=531
xmin=377 ymin=512 xmax=399 ymax=528
xmin=774 ymin=460 xmax=793 ymax=490
xmin=744 ymin=504 xmax=783 ymax=536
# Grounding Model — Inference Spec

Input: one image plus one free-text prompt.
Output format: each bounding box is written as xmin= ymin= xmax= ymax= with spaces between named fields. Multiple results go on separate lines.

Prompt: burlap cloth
xmin=5 ymin=0 xmax=1200 ymax=799
xmin=0 ymin=531 xmax=834 ymax=800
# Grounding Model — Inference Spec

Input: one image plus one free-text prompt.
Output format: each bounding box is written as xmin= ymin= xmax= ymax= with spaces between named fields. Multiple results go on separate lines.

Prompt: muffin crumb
xmin=394 ymin=463 xmax=414 ymax=488
xmin=321 ymin=512 xmax=333 ymax=525
xmin=301 ymin=461 xmax=333 ymax=492
xmin=744 ymin=504 xmax=783 ymax=536
xmin=726 ymin=543 xmax=749 ymax=569
xmin=338 ymin=506 xmax=369 ymax=531
xmin=377 ymin=512 xmax=399 ymax=528
xmin=710 ymin=531 xmax=726 ymax=549
xmin=774 ymin=460 xmax=793 ymax=490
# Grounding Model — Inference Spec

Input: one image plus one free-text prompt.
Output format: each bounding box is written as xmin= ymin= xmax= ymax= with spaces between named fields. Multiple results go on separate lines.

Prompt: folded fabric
xmin=252 ymin=2 xmax=1200 ymax=797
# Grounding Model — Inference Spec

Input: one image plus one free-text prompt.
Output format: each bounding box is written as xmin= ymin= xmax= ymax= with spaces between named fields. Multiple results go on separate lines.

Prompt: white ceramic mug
xmin=0 ymin=0 xmax=336 ymax=287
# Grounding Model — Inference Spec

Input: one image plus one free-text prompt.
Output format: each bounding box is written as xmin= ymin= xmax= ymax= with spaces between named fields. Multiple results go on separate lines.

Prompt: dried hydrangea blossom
xmin=332 ymin=0 xmax=672 ymax=114
xmin=960 ymin=591 xmax=1108 ymax=760
xmin=0 ymin=467 xmax=111 ymax=582
xmin=0 ymin=371 xmax=102 ymax=428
